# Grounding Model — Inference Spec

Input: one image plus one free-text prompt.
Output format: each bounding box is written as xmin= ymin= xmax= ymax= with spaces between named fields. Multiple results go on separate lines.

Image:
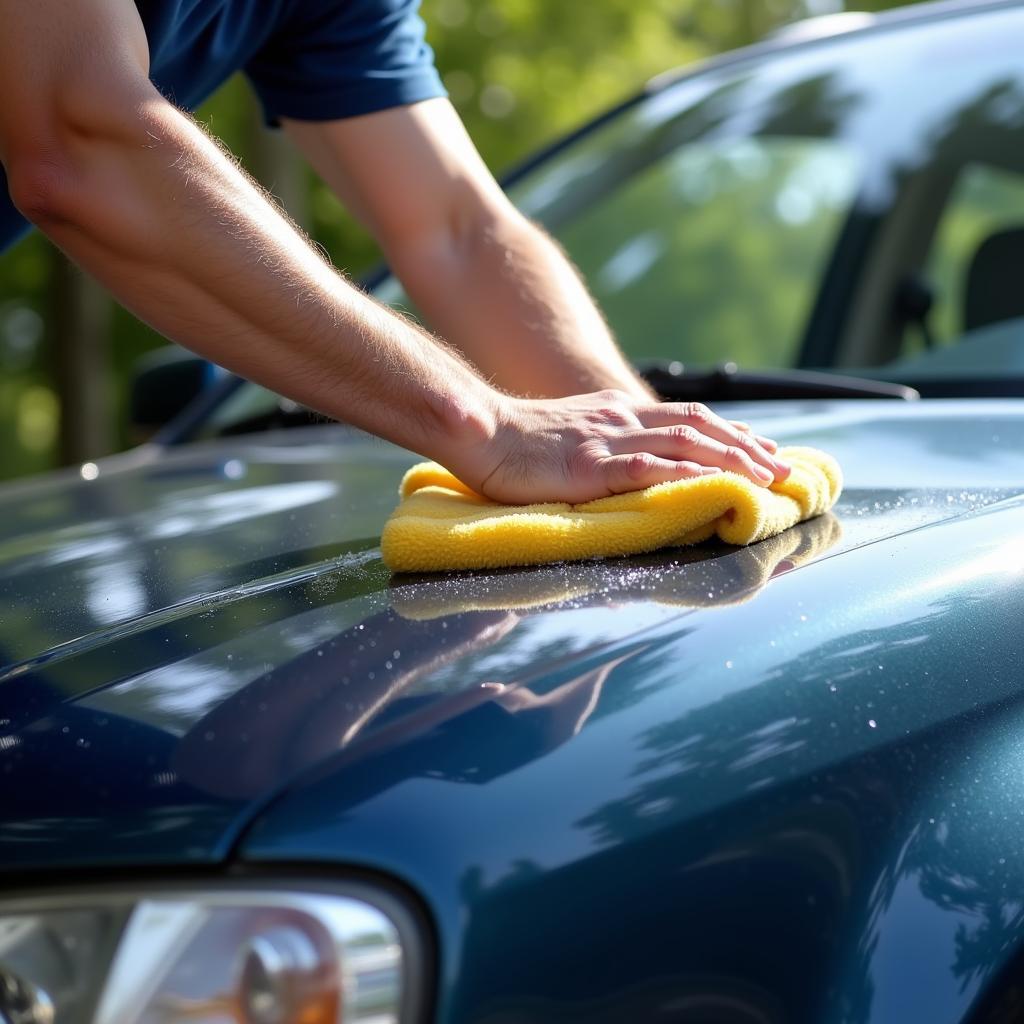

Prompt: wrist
xmin=608 ymin=368 xmax=657 ymax=403
xmin=424 ymin=377 xmax=514 ymax=493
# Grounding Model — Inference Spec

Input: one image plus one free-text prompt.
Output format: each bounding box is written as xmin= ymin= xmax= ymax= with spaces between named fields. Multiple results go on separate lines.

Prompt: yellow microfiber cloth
xmin=381 ymin=446 xmax=842 ymax=573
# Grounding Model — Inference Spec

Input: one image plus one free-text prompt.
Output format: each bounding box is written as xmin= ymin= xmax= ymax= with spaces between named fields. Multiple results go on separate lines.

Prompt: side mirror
xmin=129 ymin=346 xmax=220 ymax=434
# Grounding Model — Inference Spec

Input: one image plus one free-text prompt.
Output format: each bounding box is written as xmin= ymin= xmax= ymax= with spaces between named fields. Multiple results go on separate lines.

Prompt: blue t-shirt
xmin=0 ymin=0 xmax=444 ymax=252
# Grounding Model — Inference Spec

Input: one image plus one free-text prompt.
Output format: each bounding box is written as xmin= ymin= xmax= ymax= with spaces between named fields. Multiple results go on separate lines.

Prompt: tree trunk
xmin=49 ymin=248 xmax=112 ymax=465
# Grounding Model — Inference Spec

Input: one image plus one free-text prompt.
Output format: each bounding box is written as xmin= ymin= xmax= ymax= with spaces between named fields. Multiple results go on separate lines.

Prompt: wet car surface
xmin=2 ymin=400 xmax=1024 ymax=1021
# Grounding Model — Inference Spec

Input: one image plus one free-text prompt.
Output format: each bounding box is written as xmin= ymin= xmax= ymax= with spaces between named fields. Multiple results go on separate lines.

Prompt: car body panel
xmin=240 ymin=487 xmax=1024 ymax=1024
xmin=1 ymin=401 xmax=1021 ymax=908
xmin=0 ymin=428 xmax=415 ymax=668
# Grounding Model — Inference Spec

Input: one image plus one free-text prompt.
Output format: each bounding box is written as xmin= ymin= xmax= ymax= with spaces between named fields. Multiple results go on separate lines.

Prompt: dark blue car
xmin=3 ymin=2 xmax=1024 ymax=1021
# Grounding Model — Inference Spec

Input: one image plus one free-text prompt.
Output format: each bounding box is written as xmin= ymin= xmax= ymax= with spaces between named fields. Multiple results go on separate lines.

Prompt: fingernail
xmin=699 ymin=466 xmax=722 ymax=475
xmin=754 ymin=466 xmax=774 ymax=484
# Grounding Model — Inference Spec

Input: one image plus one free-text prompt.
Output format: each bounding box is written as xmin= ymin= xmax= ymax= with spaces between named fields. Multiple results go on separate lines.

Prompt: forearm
xmin=388 ymin=208 xmax=653 ymax=400
xmin=9 ymin=95 xmax=499 ymax=480
xmin=1 ymin=9 xmax=786 ymax=509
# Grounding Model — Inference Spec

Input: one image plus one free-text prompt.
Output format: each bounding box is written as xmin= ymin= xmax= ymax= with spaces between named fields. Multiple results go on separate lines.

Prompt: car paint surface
xmin=2 ymin=399 xmax=1024 ymax=1021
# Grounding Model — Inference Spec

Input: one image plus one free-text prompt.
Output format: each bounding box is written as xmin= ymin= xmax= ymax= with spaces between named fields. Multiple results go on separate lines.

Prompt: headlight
xmin=0 ymin=882 xmax=424 ymax=1024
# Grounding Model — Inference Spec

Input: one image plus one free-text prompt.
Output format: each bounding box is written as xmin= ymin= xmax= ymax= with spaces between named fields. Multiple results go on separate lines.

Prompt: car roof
xmin=651 ymin=0 xmax=1023 ymax=90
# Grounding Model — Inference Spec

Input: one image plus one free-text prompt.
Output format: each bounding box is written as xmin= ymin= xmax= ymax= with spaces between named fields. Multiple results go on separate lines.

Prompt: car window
xmin=199 ymin=378 xmax=281 ymax=437
xmin=553 ymin=137 xmax=859 ymax=367
xmin=923 ymin=162 xmax=1024 ymax=348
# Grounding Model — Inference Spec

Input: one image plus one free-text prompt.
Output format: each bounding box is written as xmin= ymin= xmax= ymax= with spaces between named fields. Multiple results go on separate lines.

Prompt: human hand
xmin=470 ymin=390 xmax=790 ymax=505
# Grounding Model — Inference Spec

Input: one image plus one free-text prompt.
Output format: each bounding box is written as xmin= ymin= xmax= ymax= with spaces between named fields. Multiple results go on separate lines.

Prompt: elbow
xmin=380 ymin=168 xmax=513 ymax=252
xmin=6 ymin=154 xmax=80 ymax=228
xmin=5 ymin=76 xmax=165 ymax=232
xmin=386 ymin=193 xmax=524 ymax=275
xmin=448 ymin=193 xmax=525 ymax=251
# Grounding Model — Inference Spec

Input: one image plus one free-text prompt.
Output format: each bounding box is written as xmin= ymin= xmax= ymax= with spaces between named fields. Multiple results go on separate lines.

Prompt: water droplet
xmin=725 ymin=660 xmax=733 ymax=669
xmin=868 ymin=719 xmax=877 ymax=729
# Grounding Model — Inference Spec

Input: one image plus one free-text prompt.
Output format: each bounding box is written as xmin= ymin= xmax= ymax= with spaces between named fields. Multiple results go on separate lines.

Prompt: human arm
xmin=282 ymin=99 xmax=654 ymax=400
xmin=0 ymin=0 xmax=786 ymax=503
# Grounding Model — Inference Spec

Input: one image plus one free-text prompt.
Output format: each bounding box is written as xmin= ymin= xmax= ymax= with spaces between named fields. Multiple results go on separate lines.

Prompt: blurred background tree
xmin=0 ymin=0 xmax=921 ymax=481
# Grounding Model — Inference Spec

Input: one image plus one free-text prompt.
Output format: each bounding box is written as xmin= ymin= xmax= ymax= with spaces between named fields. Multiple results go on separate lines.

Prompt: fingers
xmin=612 ymin=425 xmax=778 ymax=487
xmin=601 ymin=454 xmax=722 ymax=495
xmin=638 ymin=402 xmax=787 ymax=477
xmin=732 ymin=420 xmax=779 ymax=454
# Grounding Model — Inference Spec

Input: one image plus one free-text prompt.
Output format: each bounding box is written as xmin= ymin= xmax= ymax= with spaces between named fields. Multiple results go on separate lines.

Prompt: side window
xmin=925 ymin=162 xmax=1024 ymax=345
xmin=553 ymin=138 xmax=860 ymax=369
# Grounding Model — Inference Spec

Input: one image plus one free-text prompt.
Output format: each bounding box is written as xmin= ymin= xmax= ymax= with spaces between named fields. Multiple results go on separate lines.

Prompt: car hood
xmin=0 ymin=398 xmax=1022 ymax=872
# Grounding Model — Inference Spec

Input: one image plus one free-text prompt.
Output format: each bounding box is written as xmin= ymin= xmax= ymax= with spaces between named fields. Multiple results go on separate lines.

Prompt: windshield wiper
xmin=641 ymin=361 xmax=920 ymax=401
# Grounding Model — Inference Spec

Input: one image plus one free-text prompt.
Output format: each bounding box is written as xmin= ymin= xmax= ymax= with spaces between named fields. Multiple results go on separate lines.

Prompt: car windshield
xmin=197 ymin=3 xmax=1024 ymax=437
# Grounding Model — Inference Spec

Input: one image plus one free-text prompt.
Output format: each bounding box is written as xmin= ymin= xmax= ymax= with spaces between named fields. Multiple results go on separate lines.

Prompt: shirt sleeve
xmin=246 ymin=0 xmax=446 ymax=125
xmin=0 ymin=165 xmax=32 ymax=254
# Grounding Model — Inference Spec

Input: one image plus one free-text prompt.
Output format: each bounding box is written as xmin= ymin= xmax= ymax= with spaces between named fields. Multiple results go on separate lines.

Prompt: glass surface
xmin=0 ymin=890 xmax=404 ymax=1024
xmin=553 ymin=137 xmax=858 ymax=366
xmin=924 ymin=162 xmax=1024 ymax=345
xmin=197 ymin=379 xmax=282 ymax=440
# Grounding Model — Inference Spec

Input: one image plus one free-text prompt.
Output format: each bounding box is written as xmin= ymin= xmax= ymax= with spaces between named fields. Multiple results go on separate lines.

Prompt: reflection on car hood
xmin=0 ymin=398 xmax=1021 ymax=874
